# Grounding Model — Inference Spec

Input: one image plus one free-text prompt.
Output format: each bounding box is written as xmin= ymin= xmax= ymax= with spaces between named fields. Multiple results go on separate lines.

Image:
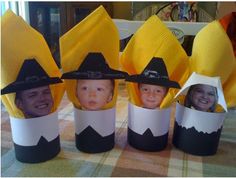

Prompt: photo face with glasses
xmin=184 ymin=84 xmax=218 ymax=112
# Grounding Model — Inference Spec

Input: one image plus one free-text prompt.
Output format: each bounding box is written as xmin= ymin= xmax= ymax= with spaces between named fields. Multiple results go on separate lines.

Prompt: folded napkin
xmin=1 ymin=10 xmax=64 ymax=118
xmin=190 ymin=19 xmax=236 ymax=108
xmin=120 ymin=15 xmax=189 ymax=108
xmin=60 ymin=6 xmax=125 ymax=109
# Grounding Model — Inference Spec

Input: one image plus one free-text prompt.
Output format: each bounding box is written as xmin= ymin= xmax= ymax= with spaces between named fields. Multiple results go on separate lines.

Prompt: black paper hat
xmin=61 ymin=52 xmax=127 ymax=80
xmin=1 ymin=59 xmax=62 ymax=95
xmin=126 ymin=57 xmax=180 ymax=88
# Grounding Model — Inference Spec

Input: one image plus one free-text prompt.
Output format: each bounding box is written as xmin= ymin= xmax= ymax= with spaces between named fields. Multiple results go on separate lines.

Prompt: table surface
xmin=1 ymin=83 xmax=236 ymax=177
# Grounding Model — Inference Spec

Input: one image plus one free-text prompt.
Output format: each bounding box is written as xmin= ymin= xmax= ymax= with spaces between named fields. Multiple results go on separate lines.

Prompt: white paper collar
xmin=128 ymin=102 xmax=171 ymax=136
xmin=74 ymin=107 xmax=116 ymax=137
xmin=175 ymin=103 xmax=226 ymax=133
xmin=10 ymin=111 xmax=59 ymax=146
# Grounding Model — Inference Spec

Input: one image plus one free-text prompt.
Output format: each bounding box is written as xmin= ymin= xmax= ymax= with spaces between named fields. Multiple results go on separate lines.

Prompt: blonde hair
xmin=184 ymin=84 xmax=218 ymax=112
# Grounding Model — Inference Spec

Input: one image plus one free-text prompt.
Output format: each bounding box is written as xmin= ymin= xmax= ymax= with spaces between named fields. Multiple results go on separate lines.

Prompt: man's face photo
xmin=76 ymin=79 xmax=113 ymax=111
xmin=15 ymin=85 xmax=54 ymax=118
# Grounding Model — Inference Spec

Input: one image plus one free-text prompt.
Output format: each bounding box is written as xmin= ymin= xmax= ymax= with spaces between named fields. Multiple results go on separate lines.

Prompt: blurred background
xmin=1 ymin=1 xmax=235 ymax=67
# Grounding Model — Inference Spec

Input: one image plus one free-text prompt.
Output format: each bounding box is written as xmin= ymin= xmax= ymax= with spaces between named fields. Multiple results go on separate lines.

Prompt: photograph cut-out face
xmin=15 ymin=85 xmax=54 ymax=118
xmin=61 ymin=52 xmax=126 ymax=110
xmin=125 ymin=57 xmax=180 ymax=109
xmin=184 ymin=84 xmax=218 ymax=112
xmin=138 ymin=83 xmax=167 ymax=109
xmin=76 ymin=79 xmax=114 ymax=110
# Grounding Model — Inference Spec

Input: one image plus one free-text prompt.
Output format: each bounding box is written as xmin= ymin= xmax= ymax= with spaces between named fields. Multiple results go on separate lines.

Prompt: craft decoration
xmin=172 ymin=18 xmax=236 ymax=156
xmin=126 ymin=58 xmax=180 ymax=88
xmin=128 ymin=103 xmax=171 ymax=151
xmin=10 ymin=112 xmax=60 ymax=163
xmin=173 ymin=73 xmax=227 ymax=156
xmin=74 ymin=107 xmax=115 ymax=153
xmin=120 ymin=15 xmax=189 ymax=108
xmin=62 ymin=52 xmax=126 ymax=80
xmin=60 ymin=6 xmax=126 ymax=153
xmin=1 ymin=59 xmax=62 ymax=95
xmin=1 ymin=10 xmax=64 ymax=163
xmin=120 ymin=15 xmax=188 ymax=151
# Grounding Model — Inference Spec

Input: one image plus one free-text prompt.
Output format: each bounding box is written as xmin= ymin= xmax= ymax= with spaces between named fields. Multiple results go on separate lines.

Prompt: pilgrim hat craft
xmin=60 ymin=6 xmax=127 ymax=153
xmin=120 ymin=15 xmax=188 ymax=151
xmin=1 ymin=10 xmax=64 ymax=163
xmin=172 ymin=19 xmax=236 ymax=156
xmin=62 ymin=52 xmax=127 ymax=80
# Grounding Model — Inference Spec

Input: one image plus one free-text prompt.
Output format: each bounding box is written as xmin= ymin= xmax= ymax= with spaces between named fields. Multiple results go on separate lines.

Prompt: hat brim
xmin=1 ymin=77 xmax=62 ymax=95
xmin=61 ymin=69 xmax=127 ymax=80
xmin=126 ymin=75 xmax=180 ymax=89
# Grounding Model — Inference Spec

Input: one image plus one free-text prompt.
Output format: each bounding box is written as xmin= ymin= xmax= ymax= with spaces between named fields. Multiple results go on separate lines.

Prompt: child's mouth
xmin=147 ymin=99 xmax=156 ymax=103
xmin=88 ymin=101 xmax=97 ymax=105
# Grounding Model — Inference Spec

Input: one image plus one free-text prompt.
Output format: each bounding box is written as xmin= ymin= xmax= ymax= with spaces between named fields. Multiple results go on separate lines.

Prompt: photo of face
xmin=15 ymin=85 xmax=54 ymax=118
xmin=76 ymin=79 xmax=114 ymax=111
xmin=139 ymin=83 xmax=167 ymax=109
xmin=185 ymin=84 xmax=218 ymax=112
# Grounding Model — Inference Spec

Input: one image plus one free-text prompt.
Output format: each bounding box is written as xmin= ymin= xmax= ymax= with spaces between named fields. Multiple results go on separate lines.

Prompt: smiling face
xmin=76 ymin=79 xmax=114 ymax=111
xmin=139 ymin=83 xmax=167 ymax=109
xmin=188 ymin=84 xmax=218 ymax=112
xmin=15 ymin=85 xmax=53 ymax=118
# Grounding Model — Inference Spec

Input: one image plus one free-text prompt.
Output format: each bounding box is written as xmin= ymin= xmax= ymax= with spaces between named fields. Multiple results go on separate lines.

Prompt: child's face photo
xmin=187 ymin=84 xmax=217 ymax=112
xmin=76 ymin=79 xmax=113 ymax=111
xmin=15 ymin=85 xmax=54 ymax=118
xmin=139 ymin=83 xmax=167 ymax=109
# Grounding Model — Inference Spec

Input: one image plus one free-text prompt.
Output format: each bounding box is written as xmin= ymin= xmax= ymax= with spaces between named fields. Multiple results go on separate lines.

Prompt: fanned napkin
xmin=60 ymin=6 xmax=123 ymax=109
xmin=1 ymin=10 xmax=65 ymax=118
xmin=120 ymin=15 xmax=189 ymax=108
xmin=190 ymin=20 xmax=236 ymax=108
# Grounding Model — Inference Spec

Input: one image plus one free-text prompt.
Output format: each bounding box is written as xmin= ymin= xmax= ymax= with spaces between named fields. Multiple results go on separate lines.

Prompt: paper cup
xmin=172 ymin=103 xmax=226 ymax=156
xmin=10 ymin=111 xmax=60 ymax=163
xmin=128 ymin=102 xmax=171 ymax=151
xmin=74 ymin=107 xmax=116 ymax=153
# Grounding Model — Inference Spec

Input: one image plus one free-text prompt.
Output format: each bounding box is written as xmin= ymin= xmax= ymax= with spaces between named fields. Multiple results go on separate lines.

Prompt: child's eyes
xmin=141 ymin=88 xmax=148 ymax=92
xmin=97 ymin=88 xmax=104 ymax=92
xmin=81 ymin=86 xmax=88 ymax=90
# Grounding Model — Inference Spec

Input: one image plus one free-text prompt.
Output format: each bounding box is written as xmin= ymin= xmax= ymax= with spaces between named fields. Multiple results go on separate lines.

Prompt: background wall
xmin=112 ymin=2 xmax=236 ymax=21
xmin=112 ymin=2 xmax=132 ymax=20
xmin=216 ymin=2 xmax=236 ymax=19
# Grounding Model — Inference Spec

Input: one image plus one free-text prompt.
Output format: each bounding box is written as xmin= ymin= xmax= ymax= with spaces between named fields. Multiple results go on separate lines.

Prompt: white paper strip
xmin=128 ymin=102 xmax=171 ymax=136
xmin=74 ymin=107 xmax=116 ymax=137
xmin=174 ymin=72 xmax=227 ymax=112
xmin=10 ymin=111 xmax=59 ymax=146
xmin=176 ymin=103 xmax=226 ymax=134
